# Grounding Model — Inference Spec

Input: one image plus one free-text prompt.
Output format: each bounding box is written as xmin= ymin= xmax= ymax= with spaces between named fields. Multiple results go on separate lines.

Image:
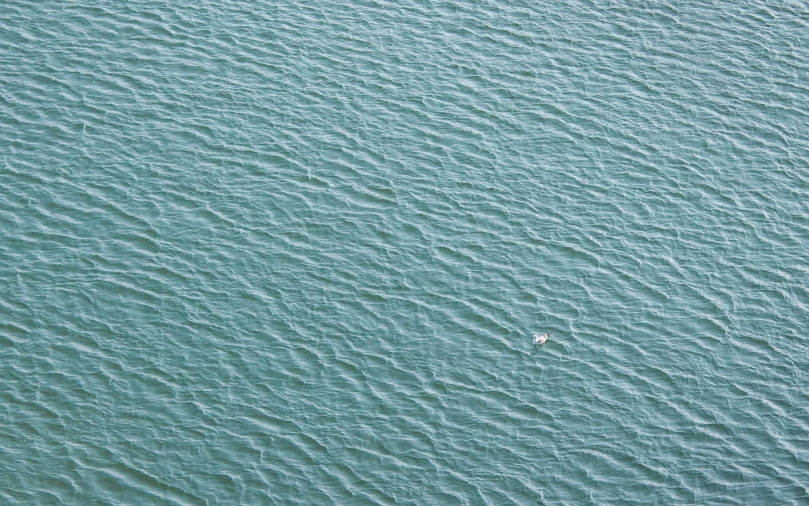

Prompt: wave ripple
xmin=2 ymin=0 xmax=808 ymax=504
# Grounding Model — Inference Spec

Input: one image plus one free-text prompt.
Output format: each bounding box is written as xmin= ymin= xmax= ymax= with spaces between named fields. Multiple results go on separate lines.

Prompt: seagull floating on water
xmin=533 ymin=333 xmax=550 ymax=345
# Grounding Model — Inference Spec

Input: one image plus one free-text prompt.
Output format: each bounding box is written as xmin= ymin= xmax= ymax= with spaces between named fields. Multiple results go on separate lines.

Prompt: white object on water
xmin=533 ymin=333 xmax=549 ymax=345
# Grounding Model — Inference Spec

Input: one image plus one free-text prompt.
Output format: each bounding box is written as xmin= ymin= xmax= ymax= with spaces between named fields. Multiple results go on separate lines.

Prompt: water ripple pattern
xmin=2 ymin=0 xmax=808 ymax=504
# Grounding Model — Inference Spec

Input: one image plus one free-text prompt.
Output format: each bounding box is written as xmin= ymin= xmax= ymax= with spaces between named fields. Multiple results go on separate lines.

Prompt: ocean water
xmin=1 ymin=0 xmax=808 ymax=503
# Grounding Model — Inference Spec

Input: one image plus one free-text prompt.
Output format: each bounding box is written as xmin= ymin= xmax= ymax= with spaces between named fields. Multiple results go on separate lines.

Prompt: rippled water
xmin=2 ymin=0 xmax=808 ymax=504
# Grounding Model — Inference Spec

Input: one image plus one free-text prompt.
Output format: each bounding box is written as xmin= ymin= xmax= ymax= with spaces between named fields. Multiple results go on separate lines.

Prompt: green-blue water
xmin=2 ymin=0 xmax=808 ymax=504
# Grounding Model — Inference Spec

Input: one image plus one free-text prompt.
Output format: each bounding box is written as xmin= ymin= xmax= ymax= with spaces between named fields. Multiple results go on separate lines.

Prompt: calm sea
xmin=2 ymin=0 xmax=808 ymax=503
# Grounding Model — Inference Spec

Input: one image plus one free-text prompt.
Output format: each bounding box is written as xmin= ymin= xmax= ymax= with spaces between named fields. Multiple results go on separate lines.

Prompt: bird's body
xmin=533 ymin=333 xmax=550 ymax=345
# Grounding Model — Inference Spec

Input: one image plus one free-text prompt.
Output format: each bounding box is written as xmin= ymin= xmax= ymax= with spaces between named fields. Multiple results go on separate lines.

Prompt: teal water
xmin=2 ymin=0 xmax=808 ymax=503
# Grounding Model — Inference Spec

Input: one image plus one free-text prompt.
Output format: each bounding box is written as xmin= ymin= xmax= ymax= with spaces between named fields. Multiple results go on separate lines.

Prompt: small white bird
xmin=533 ymin=333 xmax=550 ymax=345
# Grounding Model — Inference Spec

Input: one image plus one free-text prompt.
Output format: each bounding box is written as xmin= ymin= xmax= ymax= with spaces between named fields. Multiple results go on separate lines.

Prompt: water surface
xmin=2 ymin=0 xmax=808 ymax=504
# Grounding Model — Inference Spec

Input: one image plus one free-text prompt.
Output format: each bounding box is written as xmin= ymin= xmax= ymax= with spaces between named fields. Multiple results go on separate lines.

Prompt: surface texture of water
xmin=2 ymin=0 xmax=809 ymax=504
